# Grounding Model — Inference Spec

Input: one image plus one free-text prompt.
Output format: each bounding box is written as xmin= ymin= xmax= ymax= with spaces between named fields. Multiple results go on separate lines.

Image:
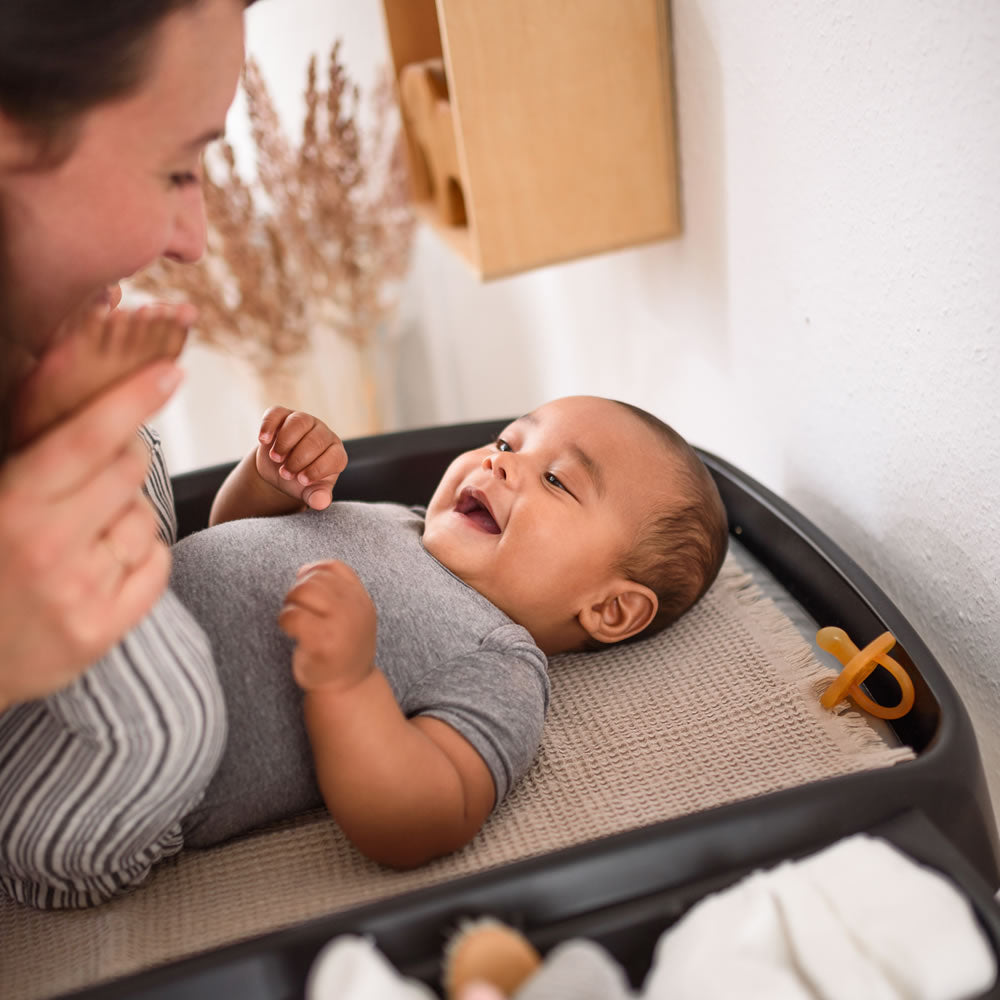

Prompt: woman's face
xmin=0 ymin=0 xmax=246 ymax=351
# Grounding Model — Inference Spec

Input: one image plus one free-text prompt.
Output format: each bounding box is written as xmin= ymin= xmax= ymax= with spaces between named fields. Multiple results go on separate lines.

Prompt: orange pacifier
xmin=815 ymin=627 xmax=915 ymax=720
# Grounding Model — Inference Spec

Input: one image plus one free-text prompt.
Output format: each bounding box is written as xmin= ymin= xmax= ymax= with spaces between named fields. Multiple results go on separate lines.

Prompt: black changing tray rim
xmin=170 ymin=419 xmax=998 ymax=882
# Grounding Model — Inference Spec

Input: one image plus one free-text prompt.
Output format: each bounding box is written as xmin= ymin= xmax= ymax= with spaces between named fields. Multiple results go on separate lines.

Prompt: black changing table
xmin=66 ymin=419 xmax=1000 ymax=999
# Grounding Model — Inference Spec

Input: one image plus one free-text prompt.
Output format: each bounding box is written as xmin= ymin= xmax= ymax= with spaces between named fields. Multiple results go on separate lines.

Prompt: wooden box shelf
xmin=382 ymin=0 xmax=681 ymax=280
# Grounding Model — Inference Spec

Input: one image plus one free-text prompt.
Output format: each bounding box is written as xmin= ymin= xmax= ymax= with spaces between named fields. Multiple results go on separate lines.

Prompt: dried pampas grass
xmin=130 ymin=43 xmax=415 ymax=407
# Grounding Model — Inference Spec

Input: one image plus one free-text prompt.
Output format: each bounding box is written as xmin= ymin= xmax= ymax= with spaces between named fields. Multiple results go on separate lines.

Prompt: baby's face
xmin=423 ymin=396 xmax=670 ymax=653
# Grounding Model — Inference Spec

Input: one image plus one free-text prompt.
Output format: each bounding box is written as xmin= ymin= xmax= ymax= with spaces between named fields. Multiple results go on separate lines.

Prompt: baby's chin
xmin=421 ymin=520 xmax=575 ymax=651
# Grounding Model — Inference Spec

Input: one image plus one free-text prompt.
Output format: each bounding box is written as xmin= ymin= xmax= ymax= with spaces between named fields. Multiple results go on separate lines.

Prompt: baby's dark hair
xmin=602 ymin=401 xmax=728 ymax=646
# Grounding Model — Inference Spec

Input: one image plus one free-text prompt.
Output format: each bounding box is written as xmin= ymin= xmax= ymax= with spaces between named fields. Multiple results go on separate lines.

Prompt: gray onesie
xmin=170 ymin=501 xmax=549 ymax=847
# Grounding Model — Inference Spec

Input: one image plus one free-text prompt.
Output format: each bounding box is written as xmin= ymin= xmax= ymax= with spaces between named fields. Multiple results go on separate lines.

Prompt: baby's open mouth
xmin=455 ymin=488 xmax=501 ymax=534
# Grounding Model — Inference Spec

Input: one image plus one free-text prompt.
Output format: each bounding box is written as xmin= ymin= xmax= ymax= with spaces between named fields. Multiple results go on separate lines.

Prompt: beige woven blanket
xmin=0 ymin=555 xmax=914 ymax=999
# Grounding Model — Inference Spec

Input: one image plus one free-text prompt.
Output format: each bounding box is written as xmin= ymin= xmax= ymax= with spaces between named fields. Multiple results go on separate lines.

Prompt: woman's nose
xmin=164 ymin=185 xmax=207 ymax=263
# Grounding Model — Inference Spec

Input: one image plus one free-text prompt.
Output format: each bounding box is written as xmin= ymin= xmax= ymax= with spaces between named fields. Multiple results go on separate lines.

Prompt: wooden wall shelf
xmin=382 ymin=0 xmax=680 ymax=280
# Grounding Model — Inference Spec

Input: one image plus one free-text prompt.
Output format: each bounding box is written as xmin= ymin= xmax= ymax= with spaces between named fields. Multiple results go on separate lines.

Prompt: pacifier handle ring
xmin=816 ymin=628 xmax=915 ymax=720
xmin=848 ymin=653 xmax=915 ymax=719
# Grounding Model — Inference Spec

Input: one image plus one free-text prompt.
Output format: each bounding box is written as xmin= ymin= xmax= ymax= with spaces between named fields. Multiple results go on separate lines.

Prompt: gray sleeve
xmin=405 ymin=625 xmax=549 ymax=807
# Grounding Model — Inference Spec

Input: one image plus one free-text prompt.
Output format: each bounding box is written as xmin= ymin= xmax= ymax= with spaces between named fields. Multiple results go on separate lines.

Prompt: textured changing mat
xmin=0 ymin=554 xmax=914 ymax=999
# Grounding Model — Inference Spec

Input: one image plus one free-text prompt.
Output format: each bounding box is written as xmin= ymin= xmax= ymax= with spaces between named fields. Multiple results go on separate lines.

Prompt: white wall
xmin=400 ymin=0 xmax=1000 ymax=833
xmin=163 ymin=1 xmax=1000 ymax=830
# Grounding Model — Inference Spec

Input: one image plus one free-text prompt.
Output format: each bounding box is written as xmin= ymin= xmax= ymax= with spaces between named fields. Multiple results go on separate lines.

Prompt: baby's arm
xmin=209 ymin=407 xmax=348 ymax=526
xmin=279 ymin=561 xmax=496 ymax=868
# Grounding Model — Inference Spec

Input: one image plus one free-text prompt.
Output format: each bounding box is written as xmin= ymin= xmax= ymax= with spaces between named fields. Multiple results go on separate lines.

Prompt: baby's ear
xmin=578 ymin=582 xmax=657 ymax=645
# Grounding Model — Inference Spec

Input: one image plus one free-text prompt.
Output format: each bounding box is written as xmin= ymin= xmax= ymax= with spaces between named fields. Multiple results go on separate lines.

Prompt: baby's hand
xmin=279 ymin=561 xmax=376 ymax=692
xmin=256 ymin=407 xmax=347 ymax=510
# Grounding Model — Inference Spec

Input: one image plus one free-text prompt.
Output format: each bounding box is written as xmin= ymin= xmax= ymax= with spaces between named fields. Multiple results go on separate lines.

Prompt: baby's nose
xmin=482 ymin=455 xmax=508 ymax=480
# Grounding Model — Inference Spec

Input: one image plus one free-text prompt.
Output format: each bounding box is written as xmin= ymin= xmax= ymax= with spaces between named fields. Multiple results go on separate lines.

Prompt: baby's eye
xmin=544 ymin=472 xmax=567 ymax=491
xmin=495 ymin=438 xmax=512 ymax=452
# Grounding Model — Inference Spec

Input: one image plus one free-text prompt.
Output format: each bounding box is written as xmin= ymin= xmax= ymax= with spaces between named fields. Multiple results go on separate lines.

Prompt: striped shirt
xmin=0 ymin=427 xmax=226 ymax=909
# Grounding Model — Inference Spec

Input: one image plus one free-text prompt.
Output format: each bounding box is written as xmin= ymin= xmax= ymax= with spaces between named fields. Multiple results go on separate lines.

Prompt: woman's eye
xmin=496 ymin=438 xmax=512 ymax=452
xmin=545 ymin=472 xmax=566 ymax=491
xmin=169 ymin=171 xmax=199 ymax=188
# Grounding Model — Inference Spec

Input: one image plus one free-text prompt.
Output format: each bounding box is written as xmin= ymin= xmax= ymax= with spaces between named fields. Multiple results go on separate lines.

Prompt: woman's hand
xmin=0 ymin=361 xmax=182 ymax=710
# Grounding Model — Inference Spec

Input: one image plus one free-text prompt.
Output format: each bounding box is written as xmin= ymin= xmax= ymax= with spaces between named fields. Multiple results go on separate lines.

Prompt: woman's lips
xmin=89 ymin=284 xmax=122 ymax=311
xmin=454 ymin=488 xmax=501 ymax=534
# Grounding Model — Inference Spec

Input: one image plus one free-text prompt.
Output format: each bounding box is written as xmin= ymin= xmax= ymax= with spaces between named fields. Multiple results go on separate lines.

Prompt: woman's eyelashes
xmin=169 ymin=152 xmax=206 ymax=189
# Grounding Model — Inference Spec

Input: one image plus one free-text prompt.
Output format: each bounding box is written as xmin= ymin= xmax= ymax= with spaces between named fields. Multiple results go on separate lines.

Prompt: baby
xmin=14 ymin=307 xmax=728 ymax=873
xmin=170 ymin=393 xmax=728 ymax=868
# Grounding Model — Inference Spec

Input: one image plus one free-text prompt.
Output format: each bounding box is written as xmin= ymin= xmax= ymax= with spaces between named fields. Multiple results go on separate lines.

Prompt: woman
xmin=0 ymin=0 xmax=255 ymax=908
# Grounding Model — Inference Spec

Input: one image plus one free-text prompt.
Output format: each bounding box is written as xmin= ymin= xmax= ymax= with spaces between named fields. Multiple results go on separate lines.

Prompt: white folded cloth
xmin=512 ymin=939 xmax=633 ymax=1000
xmin=306 ymin=935 xmax=436 ymax=1000
xmin=306 ymin=834 xmax=997 ymax=1000
xmin=646 ymin=834 xmax=996 ymax=1000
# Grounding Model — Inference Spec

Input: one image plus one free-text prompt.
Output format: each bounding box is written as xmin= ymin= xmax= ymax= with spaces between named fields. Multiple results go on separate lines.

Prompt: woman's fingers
xmin=26 ymin=539 xmax=171 ymax=695
xmin=96 ymin=538 xmax=172 ymax=639
xmin=94 ymin=495 xmax=162 ymax=595
xmin=60 ymin=534 xmax=170 ymax=650
xmin=0 ymin=362 xmax=182 ymax=706
xmin=7 ymin=473 xmax=165 ymax=615
xmin=12 ymin=360 xmax=182 ymax=499
xmin=3 ymin=358 xmax=176 ymax=590
xmin=0 ymin=438 xmax=138 ymax=567
xmin=0 ymin=493 xmax=171 ymax=707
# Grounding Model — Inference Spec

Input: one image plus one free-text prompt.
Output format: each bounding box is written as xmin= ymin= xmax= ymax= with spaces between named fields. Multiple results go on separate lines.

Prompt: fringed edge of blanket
xmin=714 ymin=557 xmax=917 ymax=767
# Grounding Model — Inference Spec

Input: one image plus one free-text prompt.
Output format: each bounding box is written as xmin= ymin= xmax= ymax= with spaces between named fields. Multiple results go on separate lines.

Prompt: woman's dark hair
xmin=0 ymin=0 xmax=258 ymax=161
xmin=0 ymin=0 xmax=258 ymax=459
